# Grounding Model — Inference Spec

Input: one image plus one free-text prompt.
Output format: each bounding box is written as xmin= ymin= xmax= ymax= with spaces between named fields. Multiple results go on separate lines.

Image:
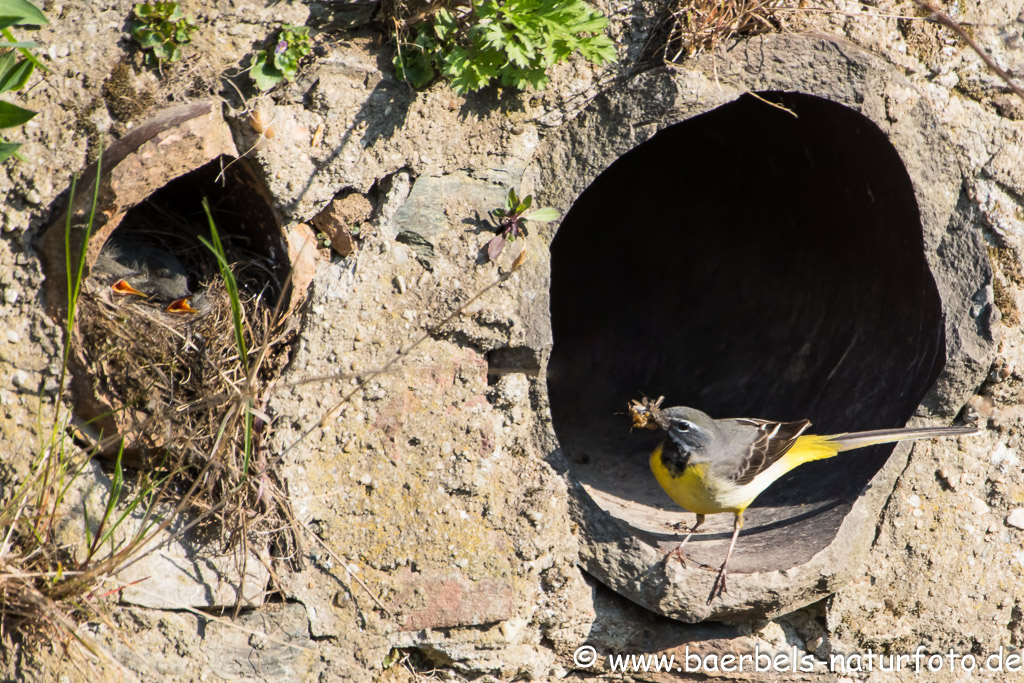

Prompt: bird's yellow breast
xmin=649 ymin=442 xmax=736 ymax=515
xmin=649 ymin=435 xmax=842 ymax=516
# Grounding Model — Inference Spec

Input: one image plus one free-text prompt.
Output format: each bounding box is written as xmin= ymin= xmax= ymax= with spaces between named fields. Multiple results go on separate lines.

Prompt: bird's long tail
xmin=826 ymin=425 xmax=979 ymax=452
xmin=789 ymin=425 xmax=979 ymax=467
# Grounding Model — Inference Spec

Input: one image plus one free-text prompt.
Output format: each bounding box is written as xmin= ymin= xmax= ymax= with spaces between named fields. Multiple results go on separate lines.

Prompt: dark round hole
xmin=547 ymin=92 xmax=945 ymax=572
xmin=112 ymin=155 xmax=288 ymax=300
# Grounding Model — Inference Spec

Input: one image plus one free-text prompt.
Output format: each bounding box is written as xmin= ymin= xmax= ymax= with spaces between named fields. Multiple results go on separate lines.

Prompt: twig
xmin=914 ymin=0 xmax=1024 ymax=103
xmin=294 ymin=518 xmax=393 ymax=618
xmin=744 ymin=90 xmax=798 ymax=117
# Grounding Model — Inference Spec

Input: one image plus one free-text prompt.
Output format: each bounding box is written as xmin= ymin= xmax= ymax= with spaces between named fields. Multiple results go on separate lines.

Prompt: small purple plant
xmin=250 ymin=24 xmax=312 ymax=91
xmin=487 ymin=189 xmax=559 ymax=262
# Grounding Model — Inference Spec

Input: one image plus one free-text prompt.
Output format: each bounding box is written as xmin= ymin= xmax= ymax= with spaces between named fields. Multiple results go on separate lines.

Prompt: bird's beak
xmin=111 ymin=279 xmax=146 ymax=298
xmin=165 ymin=297 xmax=199 ymax=315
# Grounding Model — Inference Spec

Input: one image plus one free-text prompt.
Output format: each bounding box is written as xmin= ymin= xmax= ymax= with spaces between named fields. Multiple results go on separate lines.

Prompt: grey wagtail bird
xmin=628 ymin=396 xmax=979 ymax=602
xmin=94 ymin=238 xmax=199 ymax=314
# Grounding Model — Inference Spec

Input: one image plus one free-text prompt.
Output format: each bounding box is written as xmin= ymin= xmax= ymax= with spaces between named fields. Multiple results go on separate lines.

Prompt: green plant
xmin=0 ymin=0 xmax=48 ymax=162
xmin=0 ymin=141 xmax=168 ymax=664
xmin=393 ymin=0 xmax=615 ymax=95
xmin=198 ymin=199 xmax=256 ymax=475
xmin=382 ymin=648 xmax=401 ymax=670
xmin=250 ymin=24 xmax=312 ymax=91
xmin=129 ymin=2 xmax=197 ymax=65
xmin=486 ymin=188 xmax=558 ymax=261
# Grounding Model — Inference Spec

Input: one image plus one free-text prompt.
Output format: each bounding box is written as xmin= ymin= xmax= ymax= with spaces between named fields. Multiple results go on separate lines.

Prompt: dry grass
xmin=379 ymin=0 xmax=451 ymax=33
xmin=649 ymin=0 xmax=787 ymax=64
xmin=82 ymin=283 xmax=285 ymax=516
xmin=0 ymin=168 xmax=302 ymax=672
xmin=0 ymin=418 xmax=163 ymax=674
xmin=1 ymin=311 xmax=293 ymax=673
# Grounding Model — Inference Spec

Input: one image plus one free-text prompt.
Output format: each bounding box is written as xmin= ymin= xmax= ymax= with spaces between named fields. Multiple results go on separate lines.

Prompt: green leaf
xmin=395 ymin=53 xmax=434 ymax=88
xmin=566 ymin=10 xmax=607 ymax=33
xmin=273 ymin=46 xmax=300 ymax=79
xmin=524 ymin=68 xmax=549 ymax=90
xmin=0 ymin=55 xmax=32 ymax=92
xmin=579 ymin=34 xmax=615 ymax=63
xmin=132 ymin=26 xmax=161 ymax=49
xmin=397 ymin=0 xmax=611 ymax=95
xmin=444 ymin=45 xmax=492 ymax=94
xmin=130 ymin=3 xmax=195 ymax=63
xmin=504 ymin=41 xmax=528 ymax=68
xmin=0 ymin=140 xmax=20 ymax=161
xmin=0 ymin=0 xmax=48 ymax=25
xmin=152 ymin=41 xmax=174 ymax=61
xmin=0 ymin=40 xmax=35 ymax=48
xmin=0 ymin=99 xmax=35 ymax=128
xmin=249 ymin=51 xmax=283 ymax=91
xmin=524 ymin=207 xmax=559 ymax=222
xmin=395 ymin=29 xmax=439 ymax=87
xmin=517 ymin=194 xmax=532 ymax=213
xmin=434 ymin=8 xmax=457 ymax=42
xmin=0 ymin=51 xmax=13 ymax=77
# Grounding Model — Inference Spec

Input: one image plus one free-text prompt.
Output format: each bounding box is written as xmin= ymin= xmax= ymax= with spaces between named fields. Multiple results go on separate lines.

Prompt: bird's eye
xmin=672 ymin=420 xmax=691 ymax=432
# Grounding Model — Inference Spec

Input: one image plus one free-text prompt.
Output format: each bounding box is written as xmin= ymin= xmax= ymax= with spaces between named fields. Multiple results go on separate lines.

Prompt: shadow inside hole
xmin=109 ymin=155 xmax=288 ymax=301
xmin=547 ymin=92 xmax=945 ymax=573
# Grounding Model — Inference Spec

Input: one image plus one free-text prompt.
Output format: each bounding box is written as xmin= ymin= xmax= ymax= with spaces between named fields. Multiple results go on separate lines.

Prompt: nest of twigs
xmin=648 ymin=0 xmax=786 ymax=64
xmin=81 ymin=276 xmax=282 ymax=518
xmin=72 ymin=199 xmax=297 ymax=545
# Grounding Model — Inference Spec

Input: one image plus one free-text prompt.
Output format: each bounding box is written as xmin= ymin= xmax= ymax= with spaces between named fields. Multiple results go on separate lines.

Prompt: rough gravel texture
xmin=2 ymin=0 xmax=1024 ymax=681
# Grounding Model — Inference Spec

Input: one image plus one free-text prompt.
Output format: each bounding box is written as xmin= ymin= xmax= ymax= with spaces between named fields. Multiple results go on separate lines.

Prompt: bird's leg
xmin=708 ymin=512 xmax=743 ymax=604
xmin=668 ymin=513 xmax=705 ymax=565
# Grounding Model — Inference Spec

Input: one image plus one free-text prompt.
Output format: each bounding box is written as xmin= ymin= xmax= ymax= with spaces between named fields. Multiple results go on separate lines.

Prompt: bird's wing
xmin=724 ymin=418 xmax=812 ymax=486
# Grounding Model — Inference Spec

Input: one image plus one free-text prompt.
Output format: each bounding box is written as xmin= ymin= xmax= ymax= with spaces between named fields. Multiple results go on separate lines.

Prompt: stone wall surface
xmin=2 ymin=1 xmax=1023 ymax=681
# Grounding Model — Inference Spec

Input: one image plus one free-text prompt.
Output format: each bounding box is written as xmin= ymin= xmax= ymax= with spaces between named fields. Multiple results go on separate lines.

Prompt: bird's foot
xmin=707 ymin=566 xmax=728 ymax=604
xmin=667 ymin=544 xmax=689 ymax=567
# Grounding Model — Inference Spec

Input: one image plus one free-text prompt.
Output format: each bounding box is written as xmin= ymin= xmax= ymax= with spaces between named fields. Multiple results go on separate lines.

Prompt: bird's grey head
xmin=657 ymin=406 xmax=719 ymax=474
xmin=95 ymin=238 xmax=192 ymax=301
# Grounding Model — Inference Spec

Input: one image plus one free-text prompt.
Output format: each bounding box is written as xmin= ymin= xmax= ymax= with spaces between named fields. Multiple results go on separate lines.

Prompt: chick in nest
xmin=93 ymin=236 xmax=204 ymax=314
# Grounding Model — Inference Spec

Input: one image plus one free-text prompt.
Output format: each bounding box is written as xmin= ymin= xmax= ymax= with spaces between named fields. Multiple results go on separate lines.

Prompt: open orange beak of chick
xmin=110 ymin=279 xmax=147 ymax=298
xmin=165 ymin=297 xmax=199 ymax=315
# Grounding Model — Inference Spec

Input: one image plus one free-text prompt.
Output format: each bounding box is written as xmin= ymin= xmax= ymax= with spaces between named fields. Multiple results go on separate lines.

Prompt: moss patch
xmin=101 ymin=60 xmax=154 ymax=123
xmin=989 ymin=246 xmax=1023 ymax=327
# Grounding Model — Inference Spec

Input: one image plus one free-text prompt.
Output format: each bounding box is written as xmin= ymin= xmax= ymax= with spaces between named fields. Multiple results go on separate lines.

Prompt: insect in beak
xmin=628 ymin=395 xmax=666 ymax=431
